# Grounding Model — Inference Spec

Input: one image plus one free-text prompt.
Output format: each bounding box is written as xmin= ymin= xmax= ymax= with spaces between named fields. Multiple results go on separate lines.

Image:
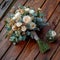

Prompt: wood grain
xmin=0 ymin=0 xmax=14 ymax=20
xmin=51 ymin=46 xmax=60 ymax=60
xmin=0 ymin=0 xmax=60 ymax=60
xmin=0 ymin=0 xmax=27 ymax=59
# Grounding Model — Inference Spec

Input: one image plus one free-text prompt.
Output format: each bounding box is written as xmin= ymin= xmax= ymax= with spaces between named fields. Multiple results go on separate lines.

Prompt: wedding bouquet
xmin=5 ymin=4 xmax=56 ymax=53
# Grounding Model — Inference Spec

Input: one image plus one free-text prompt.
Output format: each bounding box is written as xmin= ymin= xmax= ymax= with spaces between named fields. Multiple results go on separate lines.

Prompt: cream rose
xmin=30 ymin=22 xmax=36 ymax=29
xmin=21 ymin=26 xmax=27 ymax=32
xmin=12 ymin=12 xmax=21 ymax=20
xmin=15 ymin=22 xmax=22 ymax=27
xmin=24 ymin=8 xmax=30 ymax=12
xmin=23 ymin=15 xmax=32 ymax=24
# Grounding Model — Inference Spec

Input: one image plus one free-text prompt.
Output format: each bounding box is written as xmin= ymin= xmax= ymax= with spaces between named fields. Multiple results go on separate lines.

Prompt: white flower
xmin=21 ymin=26 xmax=27 ymax=32
xmin=51 ymin=31 xmax=56 ymax=37
xmin=24 ymin=8 xmax=30 ymax=12
xmin=12 ymin=12 xmax=21 ymax=20
xmin=30 ymin=22 xmax=36 ymax=29
xmin=15 ymin=22 xmax=22 ymax=27
xmin=15 ymin=10 xmax=20 ymax=13
xmin=12 ymin=25 xmax=16 ymax=31
xmin=23 ymin=15 xmax=32 ymax=24
xmin=29 ymin=9 xmax=35 ymax=14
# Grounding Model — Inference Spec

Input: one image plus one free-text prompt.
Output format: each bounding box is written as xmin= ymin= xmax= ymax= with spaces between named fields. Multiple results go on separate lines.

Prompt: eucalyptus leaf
xmin=10 ymin=36 xmax=16 ymax=42
xmin=22 ymin=35 xmax=26 ymax=41
xmin=19 ymin=35 xmax=23 ymax=41
xmin=26 ymin=31 xmax=31 ymax=36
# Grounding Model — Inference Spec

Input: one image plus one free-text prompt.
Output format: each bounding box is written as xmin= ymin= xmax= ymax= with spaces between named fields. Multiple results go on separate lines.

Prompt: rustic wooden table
xmin=0 ymin=0 xmax=60 ymax=60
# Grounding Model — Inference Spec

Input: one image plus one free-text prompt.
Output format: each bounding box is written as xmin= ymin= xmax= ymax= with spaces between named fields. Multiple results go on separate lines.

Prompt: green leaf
xmin=18 ymin=4 xmax=24 ymax=9
xmin=22 ymin=35 xmax=26 ymax=40
xmin=10 ymin=36 xmax=16 ymax=42
xmin=19 ymin=35 xmax=23 ymax=41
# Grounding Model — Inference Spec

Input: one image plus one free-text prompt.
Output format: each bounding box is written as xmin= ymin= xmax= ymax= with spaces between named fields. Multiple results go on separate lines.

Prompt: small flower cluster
xmin=46 ymin=30 xmax=57 ymax=42
xmin=5 ymin=4 xmax=48 ymax=44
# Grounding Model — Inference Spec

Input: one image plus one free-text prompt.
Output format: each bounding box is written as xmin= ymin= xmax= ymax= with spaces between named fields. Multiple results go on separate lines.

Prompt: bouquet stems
xmin=31 ymin=31 xmax=50 ymax=53
xmin=36 ymin=39 xmax=50 ymax=53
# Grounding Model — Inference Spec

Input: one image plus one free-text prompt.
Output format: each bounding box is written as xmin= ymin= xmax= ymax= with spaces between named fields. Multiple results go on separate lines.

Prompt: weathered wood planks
xmin=0 ymin=0 xmax=60 ymax=60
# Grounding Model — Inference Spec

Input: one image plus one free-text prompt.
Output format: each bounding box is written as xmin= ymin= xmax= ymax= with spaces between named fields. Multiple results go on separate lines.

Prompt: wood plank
xmin=42 ymin=0 xmax=59 ymax=21
xmin=1 ymin=41 xmax=28 ymax=60
xmin=0 ymin=0 xmax=27 ymax=59
xmin=0 ymin=0 xmax=59 ymax=59
xmin=0 ymin=0 xmax=4 ymax=5
xmin=51 ymin=46 xmax=60 ymax=60
xmin=17 ymin=40 xmax=39 ymax=60
xmin=0 ymin=0 xmax=14 ymax=20
xmin=35 ymin=4 xmax=60 ymax=60
xmin=48 ymin=7 xmax=60 ymax=29
xmin=25 ymin=0 xmax=46 ymax=10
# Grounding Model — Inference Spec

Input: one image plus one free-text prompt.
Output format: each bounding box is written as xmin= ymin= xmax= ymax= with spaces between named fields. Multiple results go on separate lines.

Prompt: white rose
xmin=15 ymin=22 xmax=22 ymax=27
xmin=25 ymin=8 xmax=30 ymax=12
xmin=30 ymin=22 xmax=36 ymax=29
xmin=12 ymin=12 xmax=21 ymax=20
xmin=51 ymin=31 xmax=56 ymax=37
xmin=21 ymin=26 xmax=27 ymax=32
xmin=23 ymin=15 xmax=32 ymax=24
xmin=29 ymin=9 xmax=35 ymax=14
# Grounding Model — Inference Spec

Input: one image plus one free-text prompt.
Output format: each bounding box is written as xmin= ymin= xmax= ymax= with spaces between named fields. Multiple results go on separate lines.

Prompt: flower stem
xmin=31 ymin=31 xmax=50 ymax=53
xmin=36 ymin=39 xmax=50 ymax=53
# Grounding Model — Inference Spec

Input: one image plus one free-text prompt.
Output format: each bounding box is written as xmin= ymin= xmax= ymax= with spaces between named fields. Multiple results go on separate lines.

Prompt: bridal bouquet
xmin=5 ymin=4 xmax=56 ymax=53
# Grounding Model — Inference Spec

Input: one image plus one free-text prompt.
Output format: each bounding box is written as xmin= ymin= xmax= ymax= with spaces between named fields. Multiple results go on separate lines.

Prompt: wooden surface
xmin=0 ymin=0 xmax=60 ymax=60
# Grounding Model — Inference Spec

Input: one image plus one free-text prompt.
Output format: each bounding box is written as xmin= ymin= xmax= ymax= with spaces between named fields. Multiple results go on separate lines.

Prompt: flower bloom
xmin=24 ymin=8 xmax=30 ymax=12
xmin=12 ymin=25 xmax=17 ymax=31
xmin=21 ymin=26 xmax=27 ymax=32
xmin=12 ymin=12 xmax=21 ymax=20
xmin=51 ymin=31 xmax=56 ymax=37
xmin=29 ymin=9 xmax=35 ymax=14
xmin=30 ymin=22 xmax=36 ymax=29
xmin=23 ymin=15 xmax=32 ymax=24
xmin=15 ymin=22 xmax=22 ymax=27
